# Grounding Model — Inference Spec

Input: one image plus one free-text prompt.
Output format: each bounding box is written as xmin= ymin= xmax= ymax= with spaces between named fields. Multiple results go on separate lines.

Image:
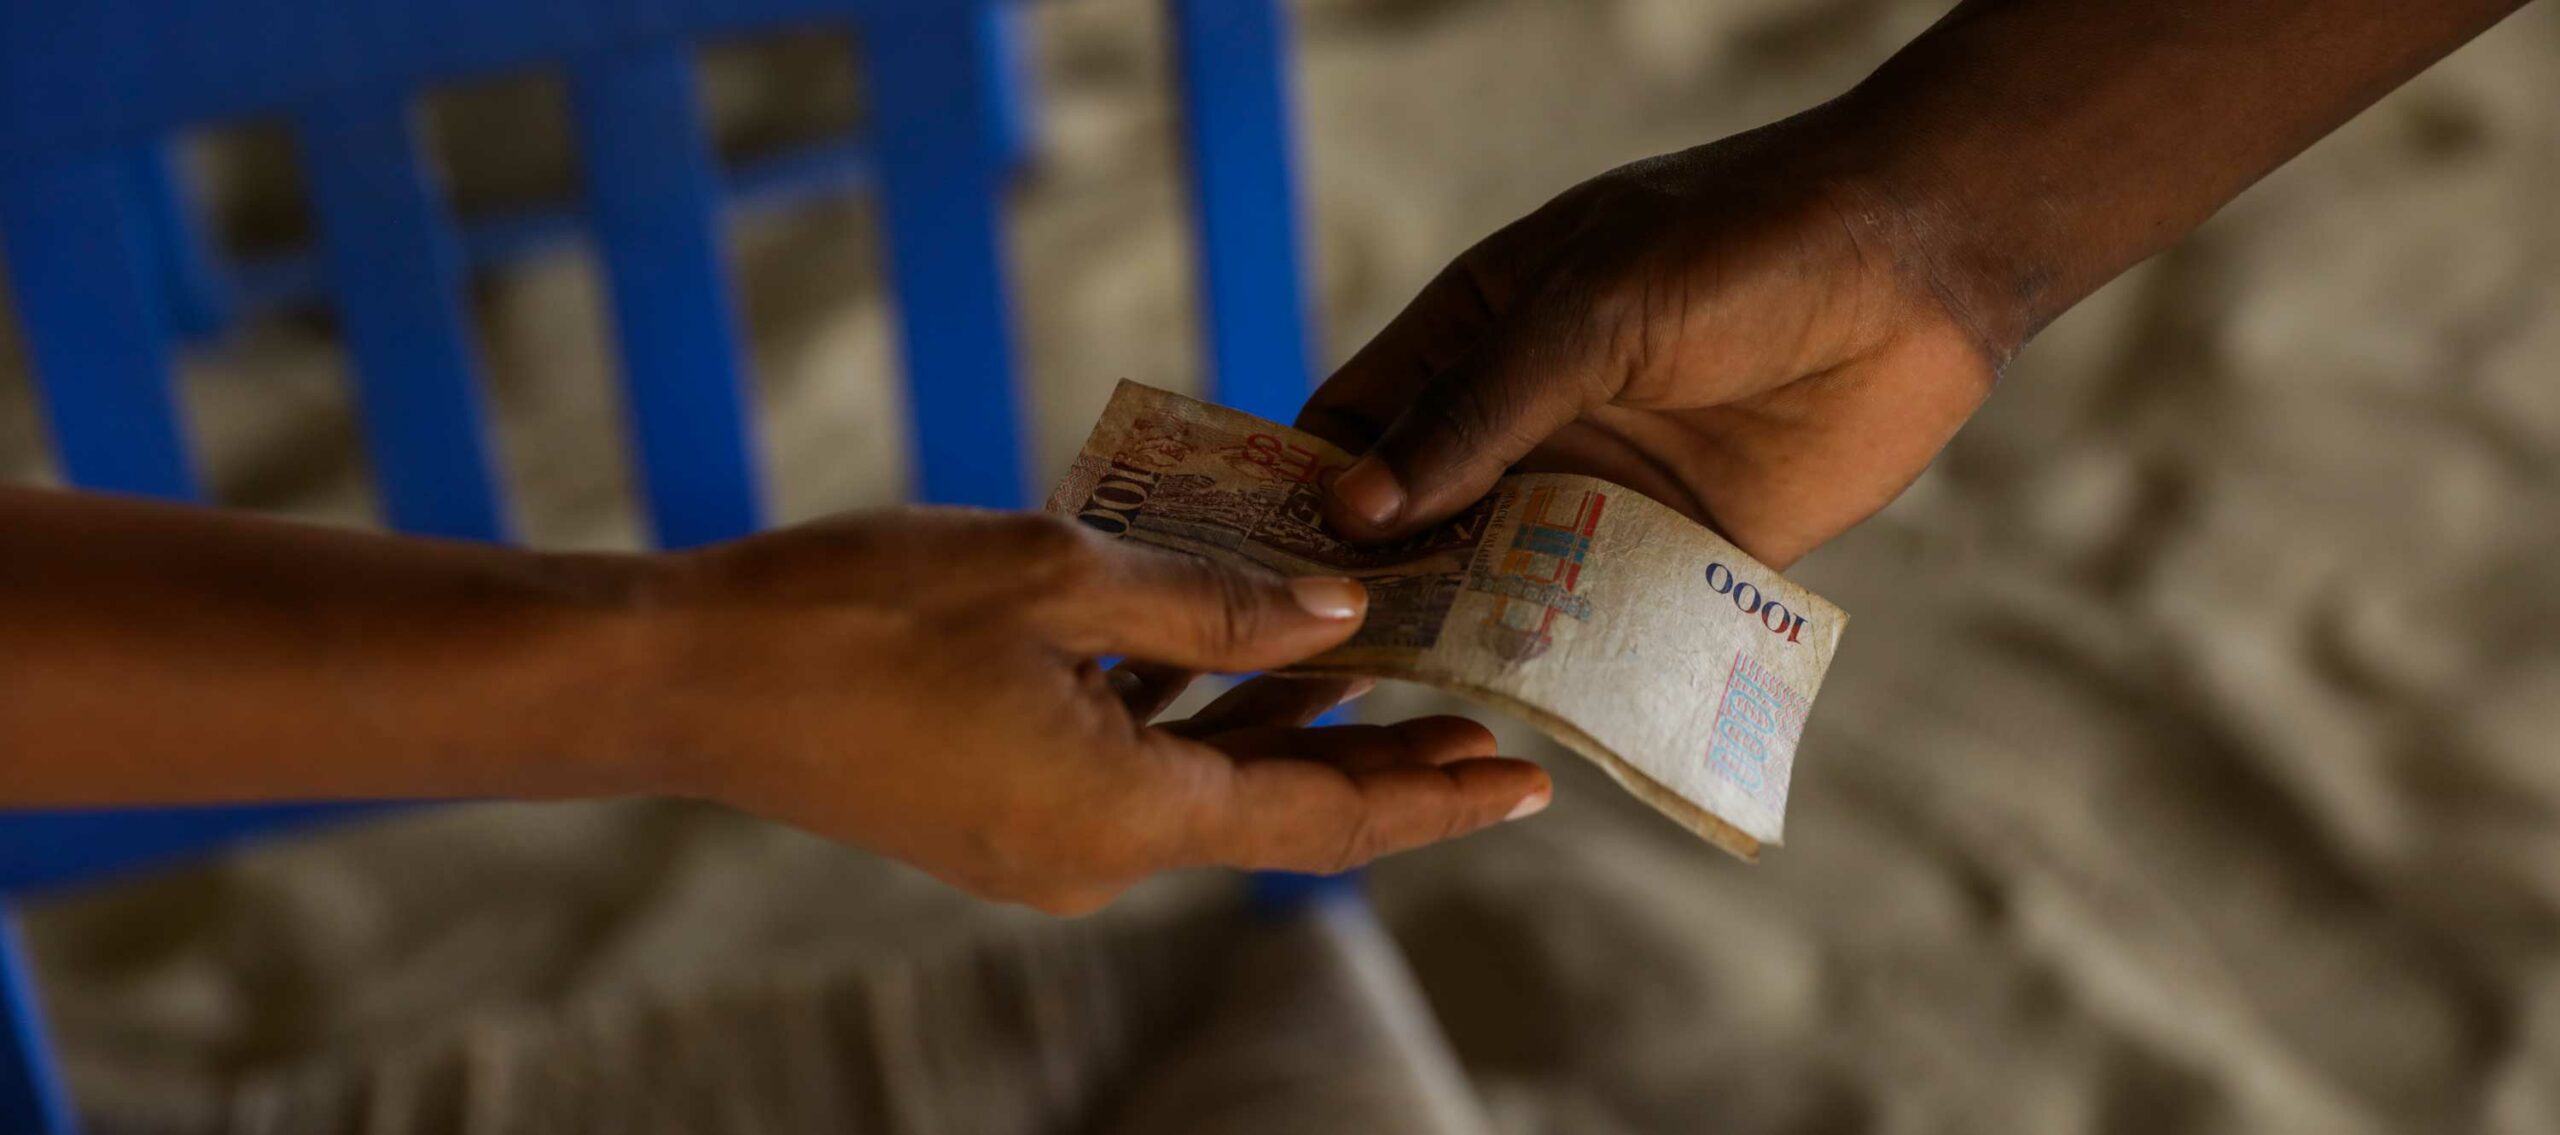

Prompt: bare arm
xmin=0 ymin=486 xmax=647 ymax=805
xmin=1852 ymin=0 xmax=2532 ymax=360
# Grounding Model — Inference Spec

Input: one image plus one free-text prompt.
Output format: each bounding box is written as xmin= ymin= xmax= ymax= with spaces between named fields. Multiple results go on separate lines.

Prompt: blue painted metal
xmin=0 ymin=920 xmax=73 ymax=1135
xmin=226 ymin=133 xmax=879 ymax=317
xmin=0 ymin=155 xmax=199 ymax=500
xmin=863 ymin=1 xmax=1030 ymax=508
xmin=722 ymin=134 xmax=878 ymax=216
xmin=1169 ymin=0 xmax=1316 ymax=424
xmin=122 ymin=146 xmax=234 ymax=342
xmin=0 ymin=0 xmax=869 ymax=165
xmin=298 ymin=89 xmax=511 ymax=543
xmin=0 ymin=804 xmax=411 ymax=895
xmin=1246 ymin=868 xmax=1367 ymax=914
xmin=570 ymin=45 xmax=766 ymax=548
xmin=983 ymin=0 xmax=1040 ymax=174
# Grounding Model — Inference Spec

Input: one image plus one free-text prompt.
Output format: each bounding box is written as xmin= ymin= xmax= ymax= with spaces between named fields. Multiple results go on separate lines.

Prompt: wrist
xmin=1790 ymin=91 xmax=2040 ymax=373
xmin=501 ymin=548 xmax=700 ymax=802
xmin=594 ymin=534 xmax=910 ymax=809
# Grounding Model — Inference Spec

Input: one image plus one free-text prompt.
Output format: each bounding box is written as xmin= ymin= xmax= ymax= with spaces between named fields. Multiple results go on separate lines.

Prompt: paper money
xmin=1047 ymin=381 xmax=1847 ymax=859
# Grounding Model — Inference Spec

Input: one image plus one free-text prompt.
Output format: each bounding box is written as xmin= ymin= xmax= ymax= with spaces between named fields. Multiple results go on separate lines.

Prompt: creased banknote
xmin=1046 ymin=381 xmax=1847 ymax=859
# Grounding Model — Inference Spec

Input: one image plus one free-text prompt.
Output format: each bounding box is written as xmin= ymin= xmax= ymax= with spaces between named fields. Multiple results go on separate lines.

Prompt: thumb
xmin=1038 ymin=534 xmax=1370 ymax=672
xmin=1324 ymin=290 xmax=1614 ymax=541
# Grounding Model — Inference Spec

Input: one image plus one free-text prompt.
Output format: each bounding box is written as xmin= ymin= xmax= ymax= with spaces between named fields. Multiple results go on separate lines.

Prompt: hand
xmin=635 ymin=509 xmax=1551 ymax=915
xmin=1299 ymin=114 xmax=1998 ymax=569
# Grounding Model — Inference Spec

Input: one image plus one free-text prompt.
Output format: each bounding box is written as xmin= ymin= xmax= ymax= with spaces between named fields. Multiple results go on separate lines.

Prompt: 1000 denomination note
xmin=1046 ymin=381 xmax=1846 ymax=859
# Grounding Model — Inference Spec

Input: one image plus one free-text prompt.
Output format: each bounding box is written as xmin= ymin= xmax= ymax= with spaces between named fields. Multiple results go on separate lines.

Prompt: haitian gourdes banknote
xmin=1046 ymin=381 xmax=1847 ymax=859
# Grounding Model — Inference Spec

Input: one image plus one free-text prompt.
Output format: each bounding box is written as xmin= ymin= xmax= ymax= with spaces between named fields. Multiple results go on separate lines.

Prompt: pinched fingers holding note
xmin=638 ymin=509 xmax=1549 ymax=915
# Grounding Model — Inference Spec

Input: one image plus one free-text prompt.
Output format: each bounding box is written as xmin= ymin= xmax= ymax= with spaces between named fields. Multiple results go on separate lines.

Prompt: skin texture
xmin=0 ymin=490 xmax=1549 ymax=914
xmin=1304 ymin=0 xmax=2535 ymax=570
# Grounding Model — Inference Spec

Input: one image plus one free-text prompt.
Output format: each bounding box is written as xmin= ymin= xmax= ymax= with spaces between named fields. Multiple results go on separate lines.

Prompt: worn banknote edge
xmin=1285 ymin=660 xmax=1763 ymax=859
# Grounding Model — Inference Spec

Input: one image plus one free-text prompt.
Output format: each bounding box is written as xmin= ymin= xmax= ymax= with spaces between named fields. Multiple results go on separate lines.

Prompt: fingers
xmin=1164 ymin=674 xmax=1375 ymax=738
xmin=1324 ymin=290 xmax=1616 ymax=541
xmin=1042 ymin=533 xmax=1368 ymax=672
xmin=1185 ymin=747 xmax=1551 ymax=876
xmin=1296 ymin=254 xmax=1510 ymax=453
xmin=1006 ymin=717 xmax=1526 ymax=913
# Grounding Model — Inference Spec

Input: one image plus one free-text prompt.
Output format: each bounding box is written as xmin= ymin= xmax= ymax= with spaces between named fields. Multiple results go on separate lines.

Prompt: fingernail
xmin=1505 ymin=789 xmax=1552 ymax=822
xmin=1289 ymin=576 xmax=1367 ymax=621
xmin=1335 ymin=677 xmax=1378 ymax=707
xmin=1332 ymin=456 xmax=1404 ymax=530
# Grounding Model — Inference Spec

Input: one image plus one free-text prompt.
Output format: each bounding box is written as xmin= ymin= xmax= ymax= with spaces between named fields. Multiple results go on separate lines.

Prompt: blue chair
xmin=0 ymin=1 xmax=1318 ymax=1128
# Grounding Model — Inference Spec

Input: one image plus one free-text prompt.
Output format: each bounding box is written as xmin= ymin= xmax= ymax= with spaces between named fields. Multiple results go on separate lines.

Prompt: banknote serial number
xmin=1703 ymin=562 xmax=1808 ymax=644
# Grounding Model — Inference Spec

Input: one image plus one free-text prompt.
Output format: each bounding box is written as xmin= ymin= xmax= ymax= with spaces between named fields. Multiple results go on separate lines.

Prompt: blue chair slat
xmin=864 ymin=2 xmax=1031 ymax=508
xmin=0 ymin=804 xmax=413 ymax=895
xmin=725 ymin=133 xmax=878 ymax=213
xmin=226 ymin=133 xmax=880 ymax=317
xmin=570 ymin=45 xmax=767 ymax=549
xmin=297 ymin=89 xmax=512 ymax=543
xmin=1169 ymin=0 xmax=1316 ymax=424
xmin=0 ymin=919 xmax=73 ymax=1135
xmin=121 ymin=146 xmax=235 ymax=342
xmin=982 ymin=0 xmax=1040 ymax=173
xmin=0 ymin=0 xmax=885 ymax=167
xmin=0 ymin=155 xmax=200 ymax=500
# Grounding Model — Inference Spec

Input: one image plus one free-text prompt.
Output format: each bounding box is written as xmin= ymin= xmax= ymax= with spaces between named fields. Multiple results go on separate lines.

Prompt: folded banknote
xmin=1046 ymin=381 xmax=1846 ymax=859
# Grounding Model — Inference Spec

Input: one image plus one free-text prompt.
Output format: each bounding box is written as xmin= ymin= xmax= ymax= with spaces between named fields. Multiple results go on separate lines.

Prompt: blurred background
xmin=7 ymin=0 xmax=2560 ymax=1131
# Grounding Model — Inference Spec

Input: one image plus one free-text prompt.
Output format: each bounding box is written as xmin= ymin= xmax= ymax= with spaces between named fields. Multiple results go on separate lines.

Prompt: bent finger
xmin=1325 ymin=287 xmax=1617 ymax=541
xmin=1298 ymin=256 xmax=1510 ymax=453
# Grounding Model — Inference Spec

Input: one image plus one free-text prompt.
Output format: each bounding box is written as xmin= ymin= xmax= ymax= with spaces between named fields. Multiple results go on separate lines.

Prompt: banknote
xmin=1046 ymin=381 xmax=1847 ymax=859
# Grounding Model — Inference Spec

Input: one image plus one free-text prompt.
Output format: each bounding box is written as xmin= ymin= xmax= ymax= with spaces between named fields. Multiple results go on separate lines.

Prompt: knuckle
xmin=1192 ymin=562 xmax=1272 ymax=655
xmin=1011 ymin=511 xmax=1096 ymax=561
xmin=1007 ymin=514 xmax=1104 ymax=596
xmin=1323 ymin=812 xmax=1384 ymax=877
xmin=1442 ymin=797 xmax=1484 ymax=845
xmin=1410 ymin=376 xmax=1500 ymax=458
xmin=1443 ymin=247 xmax=1512 ymax=321
xmin=1547 ymin=270 xmax=1644 ymax=380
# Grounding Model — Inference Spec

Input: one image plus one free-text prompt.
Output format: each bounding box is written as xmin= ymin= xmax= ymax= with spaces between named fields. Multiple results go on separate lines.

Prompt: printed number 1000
xmin=1704 ymin=562 xmax=1808 ymax=644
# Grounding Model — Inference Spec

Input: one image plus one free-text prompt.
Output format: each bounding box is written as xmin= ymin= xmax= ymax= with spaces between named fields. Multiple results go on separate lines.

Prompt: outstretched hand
xmin=1299 ymin=118 xmax=1996 ymax=570
xmin=646 ymin=510 xmax=1550 ymax=914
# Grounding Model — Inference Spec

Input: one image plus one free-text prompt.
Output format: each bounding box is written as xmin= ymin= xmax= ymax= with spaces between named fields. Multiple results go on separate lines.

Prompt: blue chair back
xmin=0 ymin=1 xmax=1316 ymax=1128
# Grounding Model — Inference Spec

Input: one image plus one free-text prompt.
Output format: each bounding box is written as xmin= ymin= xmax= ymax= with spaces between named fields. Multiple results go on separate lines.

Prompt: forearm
xmin=1832 ymin=0 xmax=2530 ymax=361
xmin=0 ymin=488 xmax=664 ymax=807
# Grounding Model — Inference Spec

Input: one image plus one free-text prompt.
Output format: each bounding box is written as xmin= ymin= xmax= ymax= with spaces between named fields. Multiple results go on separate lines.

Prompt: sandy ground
xmin=8 ymin=0 xmax=2560 ymax=1131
